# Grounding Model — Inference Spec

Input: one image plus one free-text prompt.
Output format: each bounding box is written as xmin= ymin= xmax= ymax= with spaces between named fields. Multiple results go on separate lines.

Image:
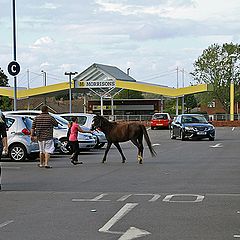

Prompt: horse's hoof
xmin=102 ymin=160 xmax=106 ymax=163
xmin=139 ymin=159 xmax=143 ymax=164
xmin=122 ymin=160 xmax=126 ymax=163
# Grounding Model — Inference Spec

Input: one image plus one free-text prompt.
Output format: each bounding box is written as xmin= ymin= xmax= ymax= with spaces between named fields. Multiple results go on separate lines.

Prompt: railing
xmin=104 ymin=114 xmax=240 ymax=122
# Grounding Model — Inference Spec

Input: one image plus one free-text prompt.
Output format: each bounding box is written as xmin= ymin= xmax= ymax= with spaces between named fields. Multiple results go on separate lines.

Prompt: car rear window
xmin=23 ymin=117 xmax=33 ymax=130
xmin=152 ymin=114 xmax=168 ymax=120
xmin=5 ymin=118 xmax=15 ymax=128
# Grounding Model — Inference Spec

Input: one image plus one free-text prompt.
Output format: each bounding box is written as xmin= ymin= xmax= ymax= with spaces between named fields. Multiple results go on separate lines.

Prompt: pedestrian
xmin=30 ymin=105 xmax=58 ymax=168
xmin=0 ymin=110 xmax=8 ymax=190
xmin=68 ymin=116 xmax=92 ymax=165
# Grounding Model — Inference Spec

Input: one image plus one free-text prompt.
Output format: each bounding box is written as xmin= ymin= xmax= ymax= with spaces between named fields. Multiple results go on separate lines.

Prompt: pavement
xmin=0 ymin=127 xmax=240 ymax=239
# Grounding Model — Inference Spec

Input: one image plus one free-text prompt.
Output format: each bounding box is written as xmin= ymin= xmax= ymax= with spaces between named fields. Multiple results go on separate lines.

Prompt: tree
xmin=190 ymin=43 xmax=240 ymax=113
xmin=184 ymin=94 xmax=198 ymax=113
xmin=0 ymin=67 xmax=11 ymax=110
xmin=114 ymin=89 xmax=144 ymax=99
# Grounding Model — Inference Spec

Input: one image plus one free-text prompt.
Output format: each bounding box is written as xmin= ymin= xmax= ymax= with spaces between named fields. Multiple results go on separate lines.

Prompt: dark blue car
xmin=170 ymin=114 xmax=215 ymax=141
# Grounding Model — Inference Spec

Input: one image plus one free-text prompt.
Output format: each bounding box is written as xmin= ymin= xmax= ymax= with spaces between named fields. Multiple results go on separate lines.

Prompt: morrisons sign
xmin=78 ymin=80 xmax=116 ymax=88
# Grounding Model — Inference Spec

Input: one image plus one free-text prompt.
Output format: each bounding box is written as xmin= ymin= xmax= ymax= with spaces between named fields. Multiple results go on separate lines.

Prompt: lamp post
xmin=41 ymin=70 xmax=47 ymax=105
xmin=65 ymin=72 xmax=78 ymax=113
xmin=176 ymin=67 xmax=179 ymax=115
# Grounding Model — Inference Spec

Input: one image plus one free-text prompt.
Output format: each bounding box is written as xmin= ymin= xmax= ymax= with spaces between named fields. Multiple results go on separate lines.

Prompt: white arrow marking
xmin=0 ymin=220 xmax=14 ymax=228
xmin=210 ymin=143 xmax=223 ymax=148
xmin=118 ymin=227 xmax=151 ymax=240
xmin=99 ymin=203 xmax=151 ymax=239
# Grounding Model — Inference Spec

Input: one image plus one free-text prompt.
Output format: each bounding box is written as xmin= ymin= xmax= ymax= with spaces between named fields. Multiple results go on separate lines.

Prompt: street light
xmin=65 ymin=72 xmax=78 ymax=113
xmin=41 ymin=70 xmax=47 ymax=105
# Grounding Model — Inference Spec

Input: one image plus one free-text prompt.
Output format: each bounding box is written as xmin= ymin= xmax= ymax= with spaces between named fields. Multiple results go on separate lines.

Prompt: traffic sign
xmin=7 ymin=61 xmax=20 ymax=76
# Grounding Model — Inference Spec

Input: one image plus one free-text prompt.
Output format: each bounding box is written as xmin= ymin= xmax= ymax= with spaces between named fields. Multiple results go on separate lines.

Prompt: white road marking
xmin=163 ymin=194 xmax=205 ymax=203
xmin=72 ymin=193 xmax=110 ymax=202
xmin=0 ymin=220 xmax=14 ymax=228
xmin=209 ymin=143 xmax=223 ymax=148
xmin=232 ymin=127 xmax=235 ymax=131
xmin=99 ymin=203 xmax=138 ymax=234
xmin=118 ymin=226 xmax=151 ymax=240
xmin=234 ymin=235 xmax=240 ymax=238
xmin=146 ymin=128 xmax=151 ymax=131
xmin=152 ymin=143 xmax=160 ymax=147
xmin=117 ymin=194 xmax=161 ymax=202
xmin=99 ymin=203 xmax=151 ymax=239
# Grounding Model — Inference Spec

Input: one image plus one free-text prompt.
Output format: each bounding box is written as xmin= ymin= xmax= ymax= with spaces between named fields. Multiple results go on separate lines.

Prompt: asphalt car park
xmin=1 ymin=127 xmax=240 ymax=239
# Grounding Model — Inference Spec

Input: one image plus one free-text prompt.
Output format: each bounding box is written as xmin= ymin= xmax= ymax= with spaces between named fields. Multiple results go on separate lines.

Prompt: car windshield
xmin=182 ymin=115 xmax=208 ymax=124
xmin=51 ymin=114 xmax=68 ymax=129
xmin=153 ymin=114 xmax=168 ymax=120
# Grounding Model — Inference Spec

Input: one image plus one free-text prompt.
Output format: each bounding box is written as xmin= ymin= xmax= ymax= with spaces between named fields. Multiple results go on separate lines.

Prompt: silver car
xmin=4 ymin=115 xmax=40 ymax=161
xmin=59 ymin=113 xmax=107 ymax=148
xmin=4 ymin=111 xmax=96 ymax=154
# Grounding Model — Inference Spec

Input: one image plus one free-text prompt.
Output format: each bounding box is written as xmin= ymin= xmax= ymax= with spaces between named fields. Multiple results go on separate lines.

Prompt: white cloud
xmin=40 ymin=3 xmax=61 ymax=9
xmin=30 ymin=36 xmax=54 ymax=49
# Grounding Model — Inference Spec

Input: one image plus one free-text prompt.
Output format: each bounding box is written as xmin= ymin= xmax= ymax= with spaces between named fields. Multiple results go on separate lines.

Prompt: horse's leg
xmin=131 ymin=138 xmax=143 ymax=164
xmin=113 ymin=142 xmax=126 ymax=163
xmin=102 ymin=142 xmax=112 ymax=163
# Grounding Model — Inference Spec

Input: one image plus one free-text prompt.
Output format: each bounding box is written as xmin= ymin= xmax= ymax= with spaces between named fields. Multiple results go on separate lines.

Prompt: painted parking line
xmin=209 ymin=143 xmax=223 ymax=148
xmin=0 ymin=220 xmax=14 ymax=228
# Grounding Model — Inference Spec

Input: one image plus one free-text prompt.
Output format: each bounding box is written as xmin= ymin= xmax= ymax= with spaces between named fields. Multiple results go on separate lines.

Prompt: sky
xmin=1 ymin=0 xmax=240 ymax=89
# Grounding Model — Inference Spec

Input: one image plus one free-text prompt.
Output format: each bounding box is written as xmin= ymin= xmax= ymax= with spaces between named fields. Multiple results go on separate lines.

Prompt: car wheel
xmin=209 ymin=136 xmax=215 ymax=141
xmin=9 ymin=143 xmax=27 ymax=161
xmin=27 ymin=153 xmax=39 ymax=160
xmin=59 ymin=138 xmax=71 ymax=154
xmin=170 ymin=129 xmax=176 ymax=139
xmin=180 ymin=130 xmax=185 ymax=141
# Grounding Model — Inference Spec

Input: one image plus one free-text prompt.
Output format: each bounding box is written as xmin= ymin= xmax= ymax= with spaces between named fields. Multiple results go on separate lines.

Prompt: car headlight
xmin=208 ymin=126 xmax=215 ymax=130
xmin=184 ymin=126 xmax=194 ymax=131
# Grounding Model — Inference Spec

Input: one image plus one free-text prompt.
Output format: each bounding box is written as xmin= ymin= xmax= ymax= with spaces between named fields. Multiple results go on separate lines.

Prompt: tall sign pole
xmin=12 ymin=0 xmax=18 ymax=110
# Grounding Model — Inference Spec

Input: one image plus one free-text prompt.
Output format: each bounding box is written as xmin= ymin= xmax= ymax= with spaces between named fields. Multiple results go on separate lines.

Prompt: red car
xmin=151 ymin=113 xmax=171 ymax=129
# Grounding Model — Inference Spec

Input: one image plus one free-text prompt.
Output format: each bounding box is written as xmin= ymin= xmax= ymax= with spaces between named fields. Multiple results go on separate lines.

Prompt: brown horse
xmin=92 ymin=115 xmax=156 ymax=164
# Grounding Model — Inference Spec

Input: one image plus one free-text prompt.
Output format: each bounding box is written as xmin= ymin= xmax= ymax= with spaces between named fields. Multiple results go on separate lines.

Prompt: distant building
xmin=88 ymin=99 xmax=163 ymax=115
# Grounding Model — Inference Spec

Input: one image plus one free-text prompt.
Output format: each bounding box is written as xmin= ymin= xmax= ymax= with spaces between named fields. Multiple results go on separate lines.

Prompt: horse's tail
xmin=141 ymin=125 xmax=157 ymax=157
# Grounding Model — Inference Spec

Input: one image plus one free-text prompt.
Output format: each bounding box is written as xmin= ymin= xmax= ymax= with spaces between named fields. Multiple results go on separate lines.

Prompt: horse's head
xmin=92 ymin=115 xmax=104 ymax=130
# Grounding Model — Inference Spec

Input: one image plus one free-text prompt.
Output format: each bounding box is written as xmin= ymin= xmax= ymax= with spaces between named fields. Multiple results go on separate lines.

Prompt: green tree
xmin=184 ymin=94 xmax=198 ymax=113
xmin=0 ymin=67 xmax=12 ymax=110
xmin=114 ymin=89 xmax=144 ymax=99
xmin=190 ymin=43 xmax=240 ymax=113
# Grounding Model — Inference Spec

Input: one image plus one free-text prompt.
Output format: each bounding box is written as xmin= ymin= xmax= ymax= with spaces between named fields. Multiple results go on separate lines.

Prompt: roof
xmin=74 ymin=63 xmax=136 ymax=83
xmin=94 ymin=63 xmax=136 ymax=82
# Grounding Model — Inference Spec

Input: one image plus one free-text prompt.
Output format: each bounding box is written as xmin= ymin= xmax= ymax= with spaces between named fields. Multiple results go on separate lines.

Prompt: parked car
xmin=170 ymin=114 xmax=215 ymax=141
xmin=151 ymin=113 xmax=171 ymax=129
xmin=59 ymin=113 xmax=107 ymax=149
xmin=4 ymin=111 xmax=96 ymax=154
xmin=3 ymin=115 xmax=60 ymax=161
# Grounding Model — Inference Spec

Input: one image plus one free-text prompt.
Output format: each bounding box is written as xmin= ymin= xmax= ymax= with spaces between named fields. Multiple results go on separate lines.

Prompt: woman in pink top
xmin=68 ymin=116 xmax=92 ymax=165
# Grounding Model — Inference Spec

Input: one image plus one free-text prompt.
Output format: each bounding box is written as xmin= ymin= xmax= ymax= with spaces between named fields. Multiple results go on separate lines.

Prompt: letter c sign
xmin=8 ymin=61 xmax=20 ymax=76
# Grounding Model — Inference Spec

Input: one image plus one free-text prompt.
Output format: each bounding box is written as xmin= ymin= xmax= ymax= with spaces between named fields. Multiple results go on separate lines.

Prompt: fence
xmin=105 ymin=114 xmax=240 ymax=122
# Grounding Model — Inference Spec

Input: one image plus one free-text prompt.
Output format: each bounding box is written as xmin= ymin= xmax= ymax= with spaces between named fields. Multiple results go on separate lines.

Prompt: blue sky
xmin=1 ymin=0 xmax=240 ymax=89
